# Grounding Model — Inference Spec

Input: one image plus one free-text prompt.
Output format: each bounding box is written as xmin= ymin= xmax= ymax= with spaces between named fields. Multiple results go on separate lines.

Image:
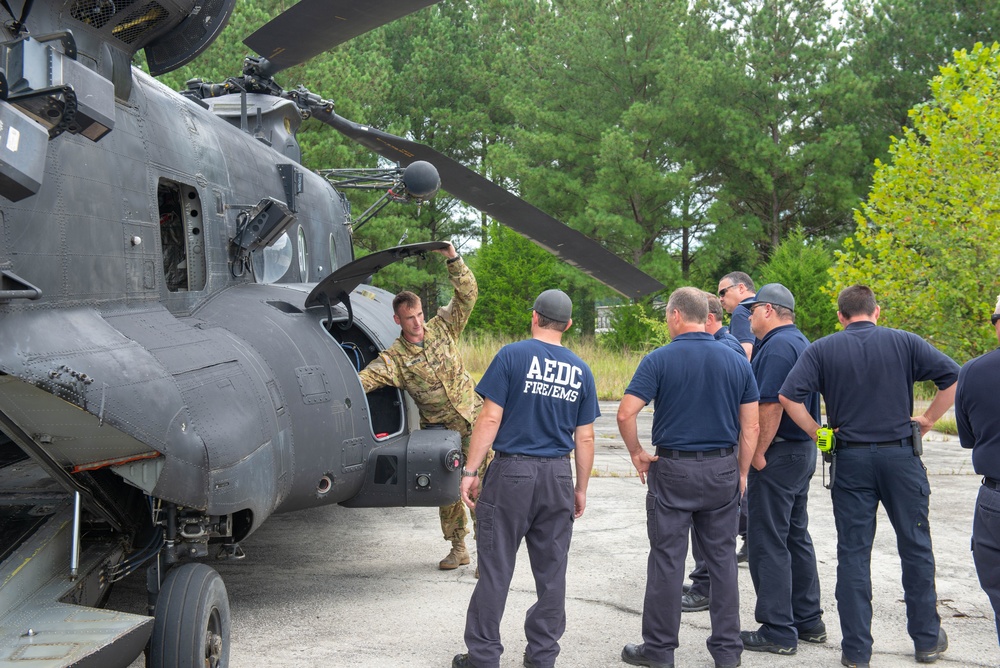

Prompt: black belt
xmin=655 ymin=446 xmax=736 ymax=459
xmin=494 ymin=451 xmax=570 ymax=460
xmin=838 ymin=437 xmax=912 ymax=449
xmin=984 ymin=477 xmax=1000 ymax=490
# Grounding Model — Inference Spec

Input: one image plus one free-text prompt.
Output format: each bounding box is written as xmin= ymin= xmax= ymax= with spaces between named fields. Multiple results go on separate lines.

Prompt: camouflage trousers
xmin=440 ymin=430 xmax=493 ymax=543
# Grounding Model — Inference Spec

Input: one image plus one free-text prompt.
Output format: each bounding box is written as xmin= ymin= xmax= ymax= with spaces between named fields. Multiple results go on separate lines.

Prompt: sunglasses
xmin=718 ymin=284 xmax=739 ymax=298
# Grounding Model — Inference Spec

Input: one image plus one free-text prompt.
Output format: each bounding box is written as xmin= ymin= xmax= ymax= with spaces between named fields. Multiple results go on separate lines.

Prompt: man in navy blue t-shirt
xmin=955 ymin=296 xmax=1000 ymax=647
xmin=618 ymin=287 xmax=759 ymax=668
xmin=780 ymin=285 xmax=958 ymax=668
xmin=740 ymin=283 xmax=825 ymax=656
xmin=681 ymin=292 xmax=748 ymax=613
xmin=718 ymin=271 xmax=757 ymax=360
xmin=453 ymin=289 xmax=599 ymax=668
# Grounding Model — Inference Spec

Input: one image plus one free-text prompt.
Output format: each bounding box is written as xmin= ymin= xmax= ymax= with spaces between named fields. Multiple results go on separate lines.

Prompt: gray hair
xmin=667 ymin=287 xmax=708 ymax=324
xmin=722 ymin=271 xmax=755 ymax=293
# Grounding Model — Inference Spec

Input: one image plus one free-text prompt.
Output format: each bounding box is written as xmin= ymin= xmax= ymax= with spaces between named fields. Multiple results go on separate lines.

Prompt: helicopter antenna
xmin=320 ymin=161 xmax=441 ymax=230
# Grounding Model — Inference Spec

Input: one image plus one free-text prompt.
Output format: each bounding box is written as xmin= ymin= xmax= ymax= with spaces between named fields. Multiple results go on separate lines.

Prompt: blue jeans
xmin=831 ymin=444 xmax=939 ymax=662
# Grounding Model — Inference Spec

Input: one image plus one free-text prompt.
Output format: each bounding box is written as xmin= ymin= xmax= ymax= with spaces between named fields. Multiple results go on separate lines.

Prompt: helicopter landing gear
xmin=147 ymin=563 xmax=230 ymax=668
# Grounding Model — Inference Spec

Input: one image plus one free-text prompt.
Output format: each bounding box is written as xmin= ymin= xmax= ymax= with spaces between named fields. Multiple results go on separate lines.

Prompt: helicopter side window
xmin=297 ymin=226 xmax=309 ymax=281
xmin=157 ymin=179 xmax=206 ymax=292
xmin=261 ymin=232 xmax=293 ymax=283
xmin=329 ymin=233 xmax=337 ymax=274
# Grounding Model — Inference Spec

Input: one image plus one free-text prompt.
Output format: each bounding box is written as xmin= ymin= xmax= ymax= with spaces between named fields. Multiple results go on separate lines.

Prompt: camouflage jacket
xmin=359 ymin=257 xmax=482 ymax=434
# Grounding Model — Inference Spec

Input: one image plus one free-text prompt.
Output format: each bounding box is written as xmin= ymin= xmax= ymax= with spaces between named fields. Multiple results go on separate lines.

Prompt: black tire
xmin=148 ymin=563 xmax=230 ymax=668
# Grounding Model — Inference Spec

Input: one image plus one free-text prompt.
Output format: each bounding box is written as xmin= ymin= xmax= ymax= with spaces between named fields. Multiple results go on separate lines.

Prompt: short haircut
xmin=393 ymin=291 xmax=420 ymax=314
xmin=722 ymin=271 xmax=755 ymax=293
xmin=837 ymin=285 xmax=877 ymax=318
xmin=537 ymin=313 xmax=569 ymax=331
xmin=667 ymin=286 xmax=708 ymax=324
xmin=704 ymin=291 xmax=725 ymax=320
xmin=772 ymin=304 xmax=795 ymax=322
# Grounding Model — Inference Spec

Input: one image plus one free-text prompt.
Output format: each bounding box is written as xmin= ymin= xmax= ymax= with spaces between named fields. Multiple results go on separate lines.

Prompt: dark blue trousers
xmin=464 ymin=455 xmax=575 ymax=668
xmin=688 ymin=496 xmax=745 ymax=597
xmin=641 ymin=452 xmax=742 ymax=666
xmin=972 ymin=483 xmax=1000 ymax=645
xmin=746 ymin=441 xmax=822 ymax=647
xmin=831 ymin=445 xmax=940 ymax=663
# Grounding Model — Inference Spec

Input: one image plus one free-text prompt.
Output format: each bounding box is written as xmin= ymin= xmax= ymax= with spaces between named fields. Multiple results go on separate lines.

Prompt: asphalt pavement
xmin=116 ymin=401 xmax=999 ymax=667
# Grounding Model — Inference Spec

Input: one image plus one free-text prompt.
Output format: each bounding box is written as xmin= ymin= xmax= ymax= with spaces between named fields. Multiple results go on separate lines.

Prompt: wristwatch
xmin=460 ymin=468 xmax=478 ymax=478
xmin=446 ymin=254 xmax=461 ymax=264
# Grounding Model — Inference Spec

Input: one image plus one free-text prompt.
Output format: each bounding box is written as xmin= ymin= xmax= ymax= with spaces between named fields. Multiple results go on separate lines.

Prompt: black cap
xmin=532 ymin=289 xmax=572 ymax=322
xmin=749 ymin=283 xmax=795 ymax=311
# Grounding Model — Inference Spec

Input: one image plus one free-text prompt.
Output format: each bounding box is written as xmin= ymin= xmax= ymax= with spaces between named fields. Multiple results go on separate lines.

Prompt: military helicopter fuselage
xmin=0 ymin=45 xmax=450 ymax=524
xmin=0 ymin=1 xmax=472 ymax=664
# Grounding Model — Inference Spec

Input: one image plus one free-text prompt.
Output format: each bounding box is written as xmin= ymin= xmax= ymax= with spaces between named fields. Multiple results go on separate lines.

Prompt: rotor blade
xmin=313 ymin=110 xmax=666 ymax=299
xmin=244 ymin=0 xmax=439 ymax=75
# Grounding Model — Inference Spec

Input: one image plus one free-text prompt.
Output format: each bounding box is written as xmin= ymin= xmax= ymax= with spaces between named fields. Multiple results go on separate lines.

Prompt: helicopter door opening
xmin=322 ymin=321 xmax=403 ymax=439
xmin=158 ymin=179 xmax=207 ymax=292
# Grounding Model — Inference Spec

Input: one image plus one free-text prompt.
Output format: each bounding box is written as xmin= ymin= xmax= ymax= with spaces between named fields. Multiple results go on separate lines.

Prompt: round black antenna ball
xmin=402 ymin=161 xmax=441 ymax=199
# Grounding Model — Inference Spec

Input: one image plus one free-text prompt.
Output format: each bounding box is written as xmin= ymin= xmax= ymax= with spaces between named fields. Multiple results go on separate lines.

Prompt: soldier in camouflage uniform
xmin=359 ymin=242 xmax=489 ymax=571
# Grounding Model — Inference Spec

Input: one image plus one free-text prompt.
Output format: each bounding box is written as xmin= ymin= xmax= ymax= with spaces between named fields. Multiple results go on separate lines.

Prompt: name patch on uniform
xmin=523 ymin=356 xmax=582 ymax=402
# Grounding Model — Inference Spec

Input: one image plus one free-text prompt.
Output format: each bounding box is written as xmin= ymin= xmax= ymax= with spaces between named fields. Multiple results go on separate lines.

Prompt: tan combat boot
xmin=438 ymin=539 xmax=470 ymax=570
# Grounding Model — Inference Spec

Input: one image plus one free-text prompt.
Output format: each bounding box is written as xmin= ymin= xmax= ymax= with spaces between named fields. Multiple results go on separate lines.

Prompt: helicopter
xmin=0 ymin=0 xmax=665 ymax=665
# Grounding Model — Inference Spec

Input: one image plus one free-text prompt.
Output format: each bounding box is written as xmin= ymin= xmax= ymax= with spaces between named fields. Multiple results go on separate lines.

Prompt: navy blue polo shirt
xmin=730 ymin=301 xmax=754 ymax=345
xmin=956 ymin=347 xmax=1000 ymax=480
xmin=476 ymin=338 xmax=599 ymax=457
xmin=714 ymin=326 xmax=745 ymax=356
xmin=625 ymin=332 xmax=759 ymax=450
xmin=779 ymin=321 xmax=959 ymax=443
xmin=753 ymin=323 xmax=819 ymax=442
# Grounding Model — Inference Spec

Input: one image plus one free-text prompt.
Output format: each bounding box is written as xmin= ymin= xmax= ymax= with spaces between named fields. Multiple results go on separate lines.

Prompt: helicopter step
xmin=0 ymin=452 xmax=152 ymax=667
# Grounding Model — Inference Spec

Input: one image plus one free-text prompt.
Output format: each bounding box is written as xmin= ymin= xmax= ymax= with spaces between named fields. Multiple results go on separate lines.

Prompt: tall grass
xmin=460 ymin=333 xmax=645 ymax=401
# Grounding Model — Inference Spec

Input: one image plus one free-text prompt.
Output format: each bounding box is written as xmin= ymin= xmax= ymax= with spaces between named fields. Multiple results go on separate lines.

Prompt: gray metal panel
xmin=0 ymin=502 xmax=152 ymax=666
xmin=0 ymin=377 xmax=155 ymax=468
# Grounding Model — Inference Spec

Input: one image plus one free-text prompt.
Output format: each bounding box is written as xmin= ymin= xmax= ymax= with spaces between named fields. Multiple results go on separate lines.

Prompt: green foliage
xmin=831 ymin=43 xmax=1000 ymax=363
xmin=759 ymin=228 xmax=839 ymax=341
xmin=843 ymin=0 xmax=1000 ymax=176
xmin=467 ymin=224 xmax=561 ymax=338
xmin=488 ymin=0 xmax=713 ymax=282
xmin=698 ymin=0 xmax=865 ymax=256
xmin=598 ymin=303 xmax=661 ymax=353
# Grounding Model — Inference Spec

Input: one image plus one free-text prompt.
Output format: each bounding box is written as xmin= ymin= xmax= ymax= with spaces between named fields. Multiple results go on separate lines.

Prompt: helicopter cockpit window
xmin=261 ymin=232 xmax=293 ymax=284
xmin=158 ymin=179 xmax=206 ymax=292
xmin=297 ymin=226 xmax=309 ymax=281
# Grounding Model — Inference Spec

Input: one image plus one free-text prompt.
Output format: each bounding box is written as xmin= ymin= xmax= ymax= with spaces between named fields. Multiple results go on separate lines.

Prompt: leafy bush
xmin=759 ymin=227 xmax=839 ymax=341
xmin=598 ymin=302 xmax=666 ymax=352
xmin=467 ymin=224 xmax=560 ymax=337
